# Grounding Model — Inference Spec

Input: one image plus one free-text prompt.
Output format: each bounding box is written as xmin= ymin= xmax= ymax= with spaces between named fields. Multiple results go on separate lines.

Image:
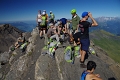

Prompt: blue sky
xmin=0 ymin=0 xmax=120 ymax=22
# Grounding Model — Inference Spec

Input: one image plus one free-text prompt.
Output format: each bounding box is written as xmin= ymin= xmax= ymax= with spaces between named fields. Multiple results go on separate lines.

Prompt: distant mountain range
xmin=0 ymin=17 xmax=120 ymax=35
xmin=0 ymin=20 xmax=36 ymax=32
xmin=89 ymin=17 xmax=120 ymax=36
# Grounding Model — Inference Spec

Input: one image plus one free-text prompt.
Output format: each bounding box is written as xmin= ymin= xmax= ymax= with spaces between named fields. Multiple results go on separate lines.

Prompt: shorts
xmin=40 ymin=25 xmax=47 ymax=31
xmin=80 ymin=39 xmax=90 ymax=51
xmin=18 ymin=42 xmax=23 ymax=46
xmin=49 ymin=19 xmax=54 ymax=24
xmin=69 ymin=29 xmax=73 ymax=35
xmin=38 ymin=22 xmax=41 ymax=30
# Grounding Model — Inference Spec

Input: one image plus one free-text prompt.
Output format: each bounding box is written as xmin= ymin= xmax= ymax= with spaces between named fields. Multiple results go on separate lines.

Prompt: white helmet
xmin=50 ymin=11 xmax=52 ymax=13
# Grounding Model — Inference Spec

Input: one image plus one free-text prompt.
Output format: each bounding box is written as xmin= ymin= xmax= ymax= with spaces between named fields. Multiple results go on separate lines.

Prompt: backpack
xmin=41 ymin=40 xmax=58 ymax=57
xmin=64 ymin=46 xmax=74 ymax=63
xmin=64 ymin=46 xmax=80 ymax=63
xmin=40 ymin=16 xmax=47 ymax=26
xmin=74 ymin=46 xmax=80 ymax=56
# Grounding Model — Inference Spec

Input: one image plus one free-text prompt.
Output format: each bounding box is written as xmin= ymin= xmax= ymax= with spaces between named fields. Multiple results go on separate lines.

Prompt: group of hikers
xmin=13 ymin=9 xmax=102 ymax=80
xmin=36 ymin=9 xmax=102 ymax=80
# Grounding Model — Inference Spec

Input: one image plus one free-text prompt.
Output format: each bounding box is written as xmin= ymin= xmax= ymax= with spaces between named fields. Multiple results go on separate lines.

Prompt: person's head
xmin=57 ymin=21 xmax=61 ymax=25
xmin=43 ymin=10 xmax=46 ymax=14
xmin=42 ymin=11 xmax=46 ymax=16
xmin=87 ymin=61 xmax=97 ymax=73
xmin=49 ymin=23 xmax=54 ymax=28
xmin=38 ymin=10 xmax=41 ymax=14
xmin=71 ymin=9 xmax=76 ymax=16
xmin=82 ymin=12 xmax=89 ymax=20
xmin=50 ymin=11 xmax=52 ymax=14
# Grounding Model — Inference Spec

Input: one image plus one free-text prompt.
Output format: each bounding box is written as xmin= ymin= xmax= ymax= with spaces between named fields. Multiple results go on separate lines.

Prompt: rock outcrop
xmin=0 ymin=27 xmax=120 ymax=80
xmin=0 ymin=24 xmax=23 ymax=53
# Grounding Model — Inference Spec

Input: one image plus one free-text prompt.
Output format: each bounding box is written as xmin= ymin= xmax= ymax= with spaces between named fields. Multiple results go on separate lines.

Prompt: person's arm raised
xmin=88 ymin=12 xmax=98 ymax=27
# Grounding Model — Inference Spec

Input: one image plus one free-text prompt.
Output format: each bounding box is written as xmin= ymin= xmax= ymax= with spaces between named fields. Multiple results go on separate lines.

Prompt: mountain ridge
xmin=0 ymin=26 xmax=120 ymax=80
xmin=0 ymin=24 xmax=23 ymax=53
xmin=90 ymin=30 xmax=120 ymax=63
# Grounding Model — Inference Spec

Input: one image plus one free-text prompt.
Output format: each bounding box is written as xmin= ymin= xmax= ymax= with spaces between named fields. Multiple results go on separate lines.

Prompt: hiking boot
xmin=40 ymin=36 xmax=42 ymax=39
xmin=80 ymin=63 xmax=87 ymax=68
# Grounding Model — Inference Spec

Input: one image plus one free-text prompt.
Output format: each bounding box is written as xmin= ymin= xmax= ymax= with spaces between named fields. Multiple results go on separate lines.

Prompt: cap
xmin=42 ymin=12 xmax=46 ymax=15
xmin=82 ymin=12 xmax=88 ymax=18
xmin=50 ymin=11 xmax=52 ymax=13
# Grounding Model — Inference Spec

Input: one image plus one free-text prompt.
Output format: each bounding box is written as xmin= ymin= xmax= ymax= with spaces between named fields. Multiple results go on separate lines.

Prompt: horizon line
xmin=0 ymin=16 xmax=120 ymax=22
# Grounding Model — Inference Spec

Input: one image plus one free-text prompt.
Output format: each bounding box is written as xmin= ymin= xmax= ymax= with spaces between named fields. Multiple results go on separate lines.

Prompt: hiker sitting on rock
xmin=14 ymin=33 xmax=25 ymax=49
xmin=47 ymin=23 xmax=60 ymax=45
xmin=81 ymin=61 xmax=102 ymax=80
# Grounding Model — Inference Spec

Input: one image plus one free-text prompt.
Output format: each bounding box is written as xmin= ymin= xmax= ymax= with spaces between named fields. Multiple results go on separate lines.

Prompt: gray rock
xmin=0 ymin=73 xmax=2 ymax=78
xmin=0 ymin=51 xmax=10 ymax=64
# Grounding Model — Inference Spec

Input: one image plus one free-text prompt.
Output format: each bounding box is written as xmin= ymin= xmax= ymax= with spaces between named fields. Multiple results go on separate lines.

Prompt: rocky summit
xmin=0 ymin=24 xmax=23 ymax=53
xmin=0 ymin=25 xmax=120 ymax=80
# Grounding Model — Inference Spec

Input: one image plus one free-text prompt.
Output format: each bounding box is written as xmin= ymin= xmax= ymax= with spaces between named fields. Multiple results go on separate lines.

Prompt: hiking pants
xmin=50 ymin=34 xmax=59 ymax=42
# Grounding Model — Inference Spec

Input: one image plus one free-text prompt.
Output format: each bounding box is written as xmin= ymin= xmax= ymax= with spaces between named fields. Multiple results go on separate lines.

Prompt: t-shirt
xmin=60 ymin=18 xmax=67 ymax=26
xmin=47 ymin=28 xmax=55 ymax=37
xmin=40 ymin=16 xmax=47 ymax=26
xmin=17 ymin=36 xmax=25 ymax=42
xmin=72 ymin=15 xmax=80 ymax=30
xmin=49 ymin=13 xmax=55 ymax=19
xmin=37 ymin=14 xmax=42 ymax=22
xmin=79 ymin=21 xmax=92 ymax=39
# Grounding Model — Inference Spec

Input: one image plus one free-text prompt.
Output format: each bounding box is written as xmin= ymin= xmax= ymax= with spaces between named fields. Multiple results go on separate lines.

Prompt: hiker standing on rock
xmin=39 ymin=11 xmax=47 ymax=39
xmin=49 ymin=11 xmax=55 ymax=24
xmin=70 ymin=9 xmax=80 ymax=43
xmin=79 ymin=12 xmax=98 ymax=68
xmin=36 ymin=10 xmax=42 ymax=37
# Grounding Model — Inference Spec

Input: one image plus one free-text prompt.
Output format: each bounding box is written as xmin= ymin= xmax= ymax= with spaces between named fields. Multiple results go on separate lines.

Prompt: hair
xmin=87 ymin=61 xmax=97 ymax=71
xmin=38 ymin=10 xmax=41 ymax=14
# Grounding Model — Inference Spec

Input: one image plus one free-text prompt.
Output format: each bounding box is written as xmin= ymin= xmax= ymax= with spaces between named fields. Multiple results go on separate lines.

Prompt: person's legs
xmin=50 ymin=34 xmax=60 ymax=46
xmin=15 ymin=44 xmax=19 ymax=49
xmin=64 ymin=24 xmax=67 ymax=33
xmin=38 ymin=25 xmax=42 ymax=37
xmin=55 ymin=34 xmax=59 ymax=42
xmin=40 ymin=26 xmax=44 ymax=37
xmin=15 ymin=42 xmax=23 ymax=49
xmin=80 ymin=39 xmax=90 ymax=68
xmin=15 ymin=42 xmax=18 ymax=46
xmin=69 ymin=29 xmax=74 ymax=43
xmin=43 ymin=29 xmax=46 ymax=35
